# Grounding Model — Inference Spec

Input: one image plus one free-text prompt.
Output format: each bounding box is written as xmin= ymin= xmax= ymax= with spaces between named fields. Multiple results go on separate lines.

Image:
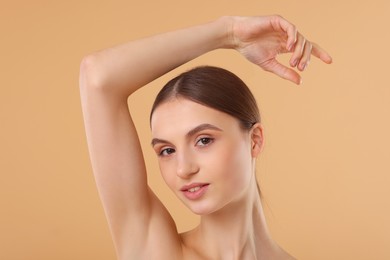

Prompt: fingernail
xmin=288 ymin=41 xmax=296 ymax=51
xmin=292 ymin=59 xmax=298 ymax=67
xmin=303 ymin=61 xmax=310 ymax=71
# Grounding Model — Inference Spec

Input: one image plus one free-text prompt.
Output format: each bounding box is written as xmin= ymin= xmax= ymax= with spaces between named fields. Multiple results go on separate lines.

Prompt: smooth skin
xmin=79 ymin=15 xmax=332 ymax=260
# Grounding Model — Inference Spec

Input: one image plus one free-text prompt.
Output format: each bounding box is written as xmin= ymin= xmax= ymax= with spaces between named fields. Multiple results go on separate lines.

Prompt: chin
xmin=177 ymin=198 xmax=209 ymax=215
xmin=183 ymin=199 xmax=224 ymax=216
xmin=189 ymin=206 xmax=214 ymax=216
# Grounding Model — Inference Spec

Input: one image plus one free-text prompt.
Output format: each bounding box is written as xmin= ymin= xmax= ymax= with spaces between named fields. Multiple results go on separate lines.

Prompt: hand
xmin=230 ymin=15 xmax=332 ymax=84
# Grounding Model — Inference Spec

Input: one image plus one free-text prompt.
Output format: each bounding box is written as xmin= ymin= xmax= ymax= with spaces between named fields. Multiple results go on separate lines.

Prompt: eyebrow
xmin=151 ymin=123 xmax=223 ymax=147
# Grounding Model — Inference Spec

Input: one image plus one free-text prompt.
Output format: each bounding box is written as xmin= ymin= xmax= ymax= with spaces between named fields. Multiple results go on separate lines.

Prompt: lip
xmin=180 ymin=183 xmax=210 ymax=200
xmin=180 ymin=182 xmax=209 ymax=191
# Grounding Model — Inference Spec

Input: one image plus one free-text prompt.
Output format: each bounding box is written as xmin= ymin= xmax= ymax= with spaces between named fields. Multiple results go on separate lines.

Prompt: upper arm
xmin=79 ymin=56 xmax=182 ymax=258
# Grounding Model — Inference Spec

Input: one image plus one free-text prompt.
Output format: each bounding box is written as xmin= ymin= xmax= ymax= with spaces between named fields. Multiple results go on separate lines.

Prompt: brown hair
xmin=150 ymin=66 xmax=262 ymax=196
xmin=150 ymin=66 xmax=260 ymax=128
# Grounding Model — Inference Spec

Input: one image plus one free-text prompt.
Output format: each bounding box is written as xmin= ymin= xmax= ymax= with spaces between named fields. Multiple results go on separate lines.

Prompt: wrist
xmin=214 ymin=16 xmax=236 ymax=49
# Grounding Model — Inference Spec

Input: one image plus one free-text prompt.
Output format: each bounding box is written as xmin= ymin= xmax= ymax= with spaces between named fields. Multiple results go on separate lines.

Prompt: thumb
xmin=260 ymin=59 xmax=302 ymax=85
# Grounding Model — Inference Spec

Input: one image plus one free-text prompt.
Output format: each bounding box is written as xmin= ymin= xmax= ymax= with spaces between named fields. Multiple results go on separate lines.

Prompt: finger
xmin=261 ymin=59 xmax=302 ymax=85
xmin=274 ymin=15 xmax=297 ymax=51
xmin=297 ymin=41 xmax=312 ymax=71
xmin=289 ymin=33 xmax=306 ymax=67
xmin=311 ymin=42 xmax=333 ymax=64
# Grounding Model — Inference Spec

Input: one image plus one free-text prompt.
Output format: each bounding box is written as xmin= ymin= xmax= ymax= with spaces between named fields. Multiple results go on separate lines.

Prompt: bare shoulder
xmin=179 ymin=229 xmax=297 ymax=260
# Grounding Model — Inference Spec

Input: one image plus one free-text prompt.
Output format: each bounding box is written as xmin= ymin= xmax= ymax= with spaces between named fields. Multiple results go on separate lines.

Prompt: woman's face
xmin=151 ymin=98 xmax=259 ymax=215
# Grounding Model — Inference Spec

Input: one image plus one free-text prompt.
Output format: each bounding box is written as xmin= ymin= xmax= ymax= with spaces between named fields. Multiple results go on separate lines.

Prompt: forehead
xmin=151 ymin=98 xmax=240 ymax=137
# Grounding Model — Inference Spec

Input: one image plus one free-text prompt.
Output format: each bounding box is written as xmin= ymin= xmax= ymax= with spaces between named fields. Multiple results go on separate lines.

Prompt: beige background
xmin=1 ymin=0 xmax=389 ymax=259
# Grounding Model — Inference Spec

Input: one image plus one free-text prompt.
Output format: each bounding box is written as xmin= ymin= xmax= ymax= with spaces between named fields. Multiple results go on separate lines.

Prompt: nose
xmin=176 ymin=149 xmax=199 ymax=179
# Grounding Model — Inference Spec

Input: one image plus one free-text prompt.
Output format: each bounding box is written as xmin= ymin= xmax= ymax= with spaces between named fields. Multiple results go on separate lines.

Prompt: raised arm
xmin=79 ymin=15 xmax=331 ymax=259
xmin=79 ymin=17 xmax=236 ymax=259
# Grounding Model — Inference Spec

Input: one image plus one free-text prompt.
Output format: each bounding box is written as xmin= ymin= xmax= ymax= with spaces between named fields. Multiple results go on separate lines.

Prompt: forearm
xmin=81 ymin=16 xmax=233 ymax=98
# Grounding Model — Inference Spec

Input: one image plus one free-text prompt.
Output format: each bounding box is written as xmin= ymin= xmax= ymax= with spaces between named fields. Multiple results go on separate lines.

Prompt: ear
xmin=250 ymin=123 xmax=264 ymax=158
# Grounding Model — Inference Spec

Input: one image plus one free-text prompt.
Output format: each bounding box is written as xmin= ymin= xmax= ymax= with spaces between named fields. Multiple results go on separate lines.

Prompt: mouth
xmin=181 ymin=183 xmax=209 ymax=192
xmin=188 ymin=186 xmax=203 ymax=193
xmin=180 ymin=183 xmax=210 ymax=200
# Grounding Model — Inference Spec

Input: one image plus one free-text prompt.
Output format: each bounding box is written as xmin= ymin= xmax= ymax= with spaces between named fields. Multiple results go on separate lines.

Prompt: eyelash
xmin=159 ymin=148 xmax=175 ymax=157
xmin=196 ymin=137 xmax=214 ymax=147
xmin=158 ymin=137 xmax=214 ymax=157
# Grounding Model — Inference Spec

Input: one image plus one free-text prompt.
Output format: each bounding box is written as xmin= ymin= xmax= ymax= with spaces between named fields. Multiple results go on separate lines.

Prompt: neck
xmin=193 ymin=180 xmax=278 ymax=259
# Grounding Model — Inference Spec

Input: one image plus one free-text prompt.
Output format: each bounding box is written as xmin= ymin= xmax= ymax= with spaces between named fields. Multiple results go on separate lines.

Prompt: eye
xmin=196 ymin=137 xmax=213 ymax=147
xmin=159 ymin=148 xmax=175 ymax=156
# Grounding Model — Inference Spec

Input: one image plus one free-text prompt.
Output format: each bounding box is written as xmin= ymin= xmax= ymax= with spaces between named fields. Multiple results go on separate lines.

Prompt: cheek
xmin=213 ymin=140 xmax=252 ymax=188
xmin=158 ymin=161 xmax=176 ymax=189
xmin=229 ymin=152 xmax=252 ymax=187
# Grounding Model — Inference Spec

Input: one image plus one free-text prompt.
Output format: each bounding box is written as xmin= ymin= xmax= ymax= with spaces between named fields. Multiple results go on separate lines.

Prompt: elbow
xmin=79 ymin=54 xmax=106 ymax=91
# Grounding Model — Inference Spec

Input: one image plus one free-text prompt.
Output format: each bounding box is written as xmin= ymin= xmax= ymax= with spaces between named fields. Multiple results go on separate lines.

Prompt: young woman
xmin=79 ymin=15 xmax=332 ymax=259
